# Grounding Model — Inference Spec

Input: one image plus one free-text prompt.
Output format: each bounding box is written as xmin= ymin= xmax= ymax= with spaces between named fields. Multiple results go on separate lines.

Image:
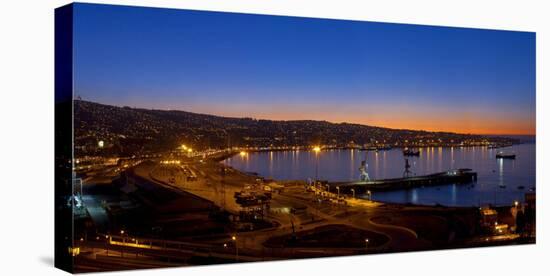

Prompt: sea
xmin=223 ymin=142 xmax=535 ymax=207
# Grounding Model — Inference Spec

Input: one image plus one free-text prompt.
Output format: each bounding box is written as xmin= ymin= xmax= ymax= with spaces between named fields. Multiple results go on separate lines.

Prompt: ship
xmin=403 ymin=148 xmax=420 ymax=156
xmin=377 ymin=145 xmax=393 ymax=151
xmin=489 ymin=143 xmax=513 ymax=149
xmin=359 ymin=145 xmax=393 ymax=151
xmin=359 ymin=146 xmax=378 ymax=151
xmin=496 ymin=151 xmax=516 ymax=159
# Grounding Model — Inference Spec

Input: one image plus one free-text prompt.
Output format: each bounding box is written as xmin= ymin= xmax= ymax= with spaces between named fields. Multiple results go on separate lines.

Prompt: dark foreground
xmin=72 ymin=157 xmax=535 ymax=273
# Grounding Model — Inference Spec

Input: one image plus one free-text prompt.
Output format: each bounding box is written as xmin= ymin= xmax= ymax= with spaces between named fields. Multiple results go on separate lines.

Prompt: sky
xmin=73 ymin=3 xmax=536 ymax=135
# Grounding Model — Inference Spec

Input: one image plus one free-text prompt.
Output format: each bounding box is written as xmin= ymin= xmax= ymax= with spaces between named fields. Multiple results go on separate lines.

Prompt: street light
xmin=232 ymin=235 xmax=238 ymax=261
xmin=120 ymin=230 xmax=126 ymax=258
xmin=350 ymin=188 xmax=355 ymax=199
xmin=336 ymin=186 xmax=340 ymax=199
xmin=365 ymin=238 xmax=369 ymax=249
xmin=105 ymin=235 xmax=110 ymax=256
xmin=313 ymin=146 xmax=320 ymax=180
xmin=367 ymin=190 xmax=372 ymax=200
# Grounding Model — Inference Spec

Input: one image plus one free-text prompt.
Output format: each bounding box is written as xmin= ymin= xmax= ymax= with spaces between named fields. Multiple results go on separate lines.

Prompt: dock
xmin=328 ymin=168 xmax=477 ymax=194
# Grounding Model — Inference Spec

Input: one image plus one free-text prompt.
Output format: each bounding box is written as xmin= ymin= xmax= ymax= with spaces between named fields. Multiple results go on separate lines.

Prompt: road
xmin=75 ymin=158 xmax=490 ymax=270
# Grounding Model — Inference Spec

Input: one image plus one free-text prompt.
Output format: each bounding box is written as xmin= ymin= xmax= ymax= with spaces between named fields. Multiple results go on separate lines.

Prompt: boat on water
xmin=403 ymin=148 xmax=420 ymax=156
xmin=359 ymin=145 xmax=393 ymax=151
xmin=489 ymin=143 xmax=513 ymax=149
xmin=496 ymin=151 xmax=516 ymax=159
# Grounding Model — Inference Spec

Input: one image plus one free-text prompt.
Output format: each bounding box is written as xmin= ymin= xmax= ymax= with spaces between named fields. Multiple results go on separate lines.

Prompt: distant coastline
xmin=485 ymin=134 xmax=536 ymax=144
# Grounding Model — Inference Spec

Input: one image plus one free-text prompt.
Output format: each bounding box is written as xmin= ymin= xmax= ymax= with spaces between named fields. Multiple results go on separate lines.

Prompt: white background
xmin=0 ymin=0 xmax=548 ymax=275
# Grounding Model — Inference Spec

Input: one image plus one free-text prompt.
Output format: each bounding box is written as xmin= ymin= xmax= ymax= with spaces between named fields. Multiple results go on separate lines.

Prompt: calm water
xmin=223 ymin=144 xmax=536 ymax=207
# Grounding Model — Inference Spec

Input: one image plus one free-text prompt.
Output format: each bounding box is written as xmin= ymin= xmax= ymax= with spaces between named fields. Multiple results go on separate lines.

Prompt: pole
xmin=232 ymin=235 xmax=238 ymax=261
xmin=106 ymin=235 xmax=109 ymax=256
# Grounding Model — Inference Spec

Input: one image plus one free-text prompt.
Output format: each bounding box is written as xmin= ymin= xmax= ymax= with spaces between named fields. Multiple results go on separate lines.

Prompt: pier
xmin=328 ymin=168 xmax=478 ymax=194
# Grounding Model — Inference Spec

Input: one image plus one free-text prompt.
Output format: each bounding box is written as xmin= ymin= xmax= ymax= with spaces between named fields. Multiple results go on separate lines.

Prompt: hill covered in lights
xmin=74 ymin=100 xmax=517 ymax=156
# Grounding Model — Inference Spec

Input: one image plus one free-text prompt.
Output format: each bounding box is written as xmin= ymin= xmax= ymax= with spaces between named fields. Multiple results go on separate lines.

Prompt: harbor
xmin=329 ymin=168 xmax=478 ymax=194
xmin=224 ymin=143 xmax=535 ymax=207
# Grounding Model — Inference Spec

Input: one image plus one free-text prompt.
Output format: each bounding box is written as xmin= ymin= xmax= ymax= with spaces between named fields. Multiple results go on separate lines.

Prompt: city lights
xmin=161 ymin=160 xmax=181 ymax=165
xmin=61 ymin=7 xmax=536 ymax=271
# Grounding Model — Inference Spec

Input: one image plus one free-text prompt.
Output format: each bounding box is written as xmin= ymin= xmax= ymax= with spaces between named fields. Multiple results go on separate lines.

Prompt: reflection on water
xmin=499 ymin=158 xmax=504 ymax=188
xmin=223 ymin=144 xmax=535 ymax=207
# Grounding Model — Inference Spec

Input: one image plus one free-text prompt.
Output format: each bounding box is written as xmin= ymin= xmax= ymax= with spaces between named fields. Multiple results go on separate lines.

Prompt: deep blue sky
xmin=73 ymin=3 xmax=536 ymax=135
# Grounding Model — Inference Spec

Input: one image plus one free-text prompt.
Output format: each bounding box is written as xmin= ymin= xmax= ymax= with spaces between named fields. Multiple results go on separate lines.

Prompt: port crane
xmin=403 ymin=158 xmax=413 ymax=178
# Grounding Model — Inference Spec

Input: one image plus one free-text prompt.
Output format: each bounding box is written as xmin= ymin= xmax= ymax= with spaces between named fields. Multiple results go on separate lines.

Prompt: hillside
xmin=74 ymin=100 xmax=515 ymax=156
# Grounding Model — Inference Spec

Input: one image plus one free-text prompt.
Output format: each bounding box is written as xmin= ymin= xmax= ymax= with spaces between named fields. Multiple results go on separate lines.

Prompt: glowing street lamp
xmin=119 ymin=230 xmax=126 ymax=258
xmin=240 ymin=151 xmax=247 ymax=157
xmin=336 ymin=186 xmax=340 ymax=199
xmin=313 ymin=146 xmax=321 ymax=180
xmin=232 ymin=235 xmax=239 ymax=261
xmin=104 ymin=235 xmax=110 ymax=256
xmin=350 ymin=188 xmax=355 ymax=199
